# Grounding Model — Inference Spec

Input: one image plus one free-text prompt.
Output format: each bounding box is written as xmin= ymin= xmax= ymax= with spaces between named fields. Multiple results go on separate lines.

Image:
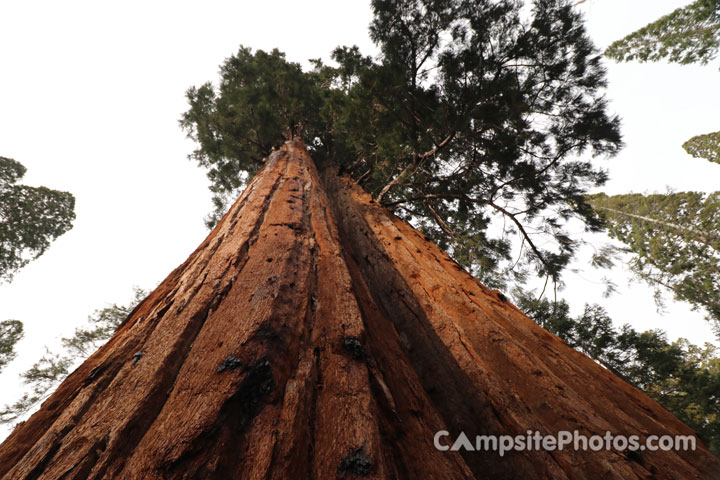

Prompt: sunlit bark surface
xmin=0 ymin=140 xmax=717 ymax=479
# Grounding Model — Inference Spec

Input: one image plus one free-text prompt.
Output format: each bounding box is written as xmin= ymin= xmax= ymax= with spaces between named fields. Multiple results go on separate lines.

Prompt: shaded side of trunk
xmin=322 ymin=166 xmax=720 ymax=480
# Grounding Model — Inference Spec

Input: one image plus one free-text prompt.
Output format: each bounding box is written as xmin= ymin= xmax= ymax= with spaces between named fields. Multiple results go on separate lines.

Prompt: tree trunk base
xmin=0 ymin=140 xmax=717 ymax=479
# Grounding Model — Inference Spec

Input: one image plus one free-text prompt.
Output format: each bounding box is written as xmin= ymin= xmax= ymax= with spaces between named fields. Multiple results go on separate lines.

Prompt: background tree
xmin=604 ymin=0 xmax=720 ymax=67
xmin=518 ymin=293 xmax=720 ymax=455
xmin=0 ymin=156 xmax=75 ymax=375
xmin=550 ymin=3 xmax=720 ymax=451
xmin=0 ymin=156 xmax=76 ymax=283
xmin=605 ymin=0 xmax=720 ymax=166
xmin=0 ymin=288 xmax=145 ymax=425
xmin=684 ymin=130 xmax=720 ymax=164
xmin=0 ymin=321 xmax=23 ymax=375
xmin=588 ymin=192 xmax=720 ymax=338
xmin=181 ymin=0 xmax=622 ymax=290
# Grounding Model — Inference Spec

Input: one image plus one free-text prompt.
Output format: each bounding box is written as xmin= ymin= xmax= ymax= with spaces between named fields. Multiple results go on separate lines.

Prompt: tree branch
xmin=426 ymin=201 xmax=458 ymax=240
xmin=487 ymin=200 xmax=552 ymax=275
xmin=488 ymin=142 xmax=582 ymax=200
xmin=376 ymin=131 xmax=456 ymax=202
xmin=383 ymin=192 xmax=470 ymax=208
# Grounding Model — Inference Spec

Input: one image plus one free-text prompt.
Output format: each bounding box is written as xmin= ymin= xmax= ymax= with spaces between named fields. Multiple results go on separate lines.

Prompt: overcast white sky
xmin=0 ymin=0 xmax=718 ymax=437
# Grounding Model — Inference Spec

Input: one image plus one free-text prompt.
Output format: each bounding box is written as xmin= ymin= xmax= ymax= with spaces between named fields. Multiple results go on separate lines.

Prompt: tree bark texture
xmin=0 ymin=139 xmax=717 ymax=479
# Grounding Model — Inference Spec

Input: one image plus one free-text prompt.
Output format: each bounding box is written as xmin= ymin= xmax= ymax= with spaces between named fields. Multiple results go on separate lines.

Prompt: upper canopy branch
xmin=376 ymin=131 xmax=456 ymax=202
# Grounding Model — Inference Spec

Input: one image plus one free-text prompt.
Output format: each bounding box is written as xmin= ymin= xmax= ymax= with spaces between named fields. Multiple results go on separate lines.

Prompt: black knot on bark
xmin=132 ymin=351 xmax=143 ymax=365
xmin=338 ymin=447 xmax=372 ymax=476
xmin=342 ymin=336 xmax=365 ymax=360
xmin=84 ymin=365 xmax=105 ymax=385
xmin=217 ymin=355 xmax=244 ymax=373
xmin=241 ymin=358 xmax=274 ymax=409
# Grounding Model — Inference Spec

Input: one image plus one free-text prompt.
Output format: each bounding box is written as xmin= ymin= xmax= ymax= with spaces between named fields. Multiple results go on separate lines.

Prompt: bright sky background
xmin=0 ymin=0 xmax=718 ymax=439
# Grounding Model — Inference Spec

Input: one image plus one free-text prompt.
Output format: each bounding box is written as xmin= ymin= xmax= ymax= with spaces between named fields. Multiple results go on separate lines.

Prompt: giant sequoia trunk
xmin=0 ymin=140 xmax=717 ymax=479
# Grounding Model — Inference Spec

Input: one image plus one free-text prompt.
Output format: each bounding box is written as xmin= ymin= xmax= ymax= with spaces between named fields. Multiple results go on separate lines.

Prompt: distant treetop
xmin=605 ymin=0 xmax=720 ymax=67
xmin=0 ymin=156 xmax=76 ymax=283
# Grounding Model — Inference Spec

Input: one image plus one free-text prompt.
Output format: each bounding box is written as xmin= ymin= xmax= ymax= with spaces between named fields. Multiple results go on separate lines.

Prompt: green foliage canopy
xmin=0 ymin=157 xmax=76 ymax=283
xmin=180 ymin=48 xmax=321 ymax=226
xmin=181 ymin=0 xmax=622 ymax=287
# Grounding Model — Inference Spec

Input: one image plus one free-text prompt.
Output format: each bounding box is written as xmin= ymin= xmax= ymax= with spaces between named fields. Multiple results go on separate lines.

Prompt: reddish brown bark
xmin=0 ymin=139 xmax=717 ymax=479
